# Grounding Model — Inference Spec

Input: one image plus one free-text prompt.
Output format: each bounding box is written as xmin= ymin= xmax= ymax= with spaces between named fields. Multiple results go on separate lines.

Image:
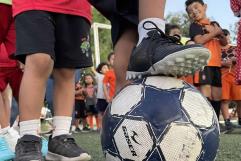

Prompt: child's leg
xmin=0 ymin=86 xmax=12 ymax=129
xmin=52 ymin=68 xmax=75 ymax=137
xmin=221 ymin=100 xmax=231 ymax=120
xmin=139 ymin=0 xmax=166 ymax=20
xmin=114 ymin=28 xmax=138 ymax=91
xmin=236 ymin=101 xmax=241 ymax=125
xmin=19 ymin=53 xmax=53 ymax=136
xmin=211 ymin=86 xmax=222 ymax=120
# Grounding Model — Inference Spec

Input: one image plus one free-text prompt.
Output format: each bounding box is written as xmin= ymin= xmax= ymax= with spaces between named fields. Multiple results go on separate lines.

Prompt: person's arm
xmin=193 ymin=24 xmax=223 ymax=44
xmin=103 ymin=73 xmax=111 ymax=103
xmin=221 ymin=59 xmax=233 ymax=67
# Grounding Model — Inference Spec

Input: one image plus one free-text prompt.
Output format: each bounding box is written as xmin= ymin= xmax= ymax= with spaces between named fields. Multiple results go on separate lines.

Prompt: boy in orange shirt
xmin=103 ymin=52 xmax=116 ymax=103
xmin=186 ymin=0 xmax=228 ymax=119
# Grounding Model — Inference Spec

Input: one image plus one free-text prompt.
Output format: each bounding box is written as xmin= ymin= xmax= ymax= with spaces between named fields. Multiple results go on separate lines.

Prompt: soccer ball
xmin=101 ymin=76 xmax=220 ymax=161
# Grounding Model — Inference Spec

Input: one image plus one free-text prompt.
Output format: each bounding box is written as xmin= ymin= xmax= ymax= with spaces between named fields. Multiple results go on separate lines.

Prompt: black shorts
xmin=15 ymin=10 xmax=93 ymax=68
xmin=75 ymin=100 xmax=87 ymax=119
xmin=198 ymin=66 xmax=222 ymax=87
xmin=96 ymin=99 xmax=108 ymax=112
xmin=86 ymin=105 xmax=98 ymax=115
xmin=89 ymin=0 xmax=138 ymax=45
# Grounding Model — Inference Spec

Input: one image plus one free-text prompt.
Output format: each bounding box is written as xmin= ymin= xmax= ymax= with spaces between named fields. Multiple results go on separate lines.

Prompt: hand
xmin=205 ymin=24 xmax=222 ymax=36
xmin=106 ymin=96 xmax=112 ymax=103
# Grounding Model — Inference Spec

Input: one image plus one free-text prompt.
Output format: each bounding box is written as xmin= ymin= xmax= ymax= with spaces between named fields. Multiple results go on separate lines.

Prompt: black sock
xmin=239 ymin=118 xmax=241 ymax=125
xmin=210 ymin=100 xmax=221 ymax=120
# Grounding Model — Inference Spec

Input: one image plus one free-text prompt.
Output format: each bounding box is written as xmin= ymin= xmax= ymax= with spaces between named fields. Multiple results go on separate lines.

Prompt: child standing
xmin=186 ymin=0 xmax=228 ymax=119
xmin=0 ymin=1 xmax=23 ymax=160
xmin=74 ymin=81 xmax=88 ymax=132
xmin=103 ymin=52 xmax=116 ymax=103
xmin=221 ymin=29 xmax=241 ymax=130
xmin=83 ymin=74 xmax=99 ymax=131
xmin=95 ymin=62 xmax=109 ymax=130
xmin=12 ymin=0 xmax=92 ymax=160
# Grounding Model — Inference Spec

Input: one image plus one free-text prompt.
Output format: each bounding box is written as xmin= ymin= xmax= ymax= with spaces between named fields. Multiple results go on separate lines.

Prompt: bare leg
xmin=114 ymin=28 xmax=138 ymax=91
xmin=52 ymin=68 xmax=75 ymax=116
xmin=19 ymin=54 xmax=53 ymax=121
xmin=139 ymin=0 xmax=166 ymax=20
xmin=0 ymin=86 xmax=12 ymax=128
xmin=221 ymin=100 xmax=231 ymax=120
xmin=236 ymin=101 xmax=241 ymax=118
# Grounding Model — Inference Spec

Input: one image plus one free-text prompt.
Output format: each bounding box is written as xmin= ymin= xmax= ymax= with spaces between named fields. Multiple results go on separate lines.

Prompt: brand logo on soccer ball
xmin=131 ymin=131 xmax=141 ymax=145
xmin=122 ymin=126 xmax=138 ymax=156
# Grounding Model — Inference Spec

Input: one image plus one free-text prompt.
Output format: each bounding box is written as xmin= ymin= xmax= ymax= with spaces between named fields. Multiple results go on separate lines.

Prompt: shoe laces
xmin=62 ymin=136 xmax=79 ymax=148
xmin=142 ymin=21 xmax=183 ymax=71
xmin=143 ymin=21 xmax=182 ymax=45
xmin=20 ymin=140 xmax=40 ymax=153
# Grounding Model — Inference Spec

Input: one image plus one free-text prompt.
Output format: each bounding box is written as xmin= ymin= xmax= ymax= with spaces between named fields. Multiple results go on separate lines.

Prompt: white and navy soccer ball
xmin=101 ymin=76 xmax=220 ymax=161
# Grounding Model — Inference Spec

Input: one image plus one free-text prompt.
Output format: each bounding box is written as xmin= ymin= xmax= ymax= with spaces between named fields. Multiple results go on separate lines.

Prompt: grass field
xmin=73 ymin=127 xmax=241 ymax=161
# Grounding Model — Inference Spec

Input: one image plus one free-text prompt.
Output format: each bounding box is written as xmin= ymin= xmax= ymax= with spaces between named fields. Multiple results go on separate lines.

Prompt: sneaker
xmin=15 ymin=135 xmax=44 ymax=161
xmin=45 ymin=134 xmax=91 ymax=161
xmin=74 ymin=127 xmax=82 ymax=133
xmin=126 ymin=21 xmax=210 ymax=79
xmin=3 ymin=127 xmax=20 ymax=152
xmin=82 ymin=127 xmax=91 ymax=133
xmin=224 ymin=120 xmax=234 ymax=132
xmin=0 ymin=137 xmax=15 ymax=161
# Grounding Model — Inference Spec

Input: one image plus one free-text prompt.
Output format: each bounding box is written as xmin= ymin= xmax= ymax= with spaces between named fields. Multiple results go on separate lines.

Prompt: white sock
xmin=137 ymin=18 xmax=166 ymax=45
xmin=0 ymin=126 xmax=10 ymax=135
xmin=19 ymin=119 xmax=40 ymax=137
xmin=52 ymin=116 xmax=72 ymax=138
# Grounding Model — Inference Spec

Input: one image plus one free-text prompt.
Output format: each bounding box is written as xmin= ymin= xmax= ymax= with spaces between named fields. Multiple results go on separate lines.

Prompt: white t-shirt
xmin=96 ymin=72 xmax=106 ymax=99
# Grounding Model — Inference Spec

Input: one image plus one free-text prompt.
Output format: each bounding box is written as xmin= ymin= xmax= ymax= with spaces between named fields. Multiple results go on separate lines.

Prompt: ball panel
xmin=159 ymin=122 xmax=202 ymax=161
xmin=105 ymin=151 xmax=122 ymax=161
xmin=181 ymin=89 xmax=214 ymax=128
xmin=113 ymin=119 xmax=154 ymax=161
xmin=144 ymin=76 xmax=184 ymax=89
xmin=111 ymin=84 xmax=143 ymax=116
xmin=131 ymin=87 xmax=183 ymax=129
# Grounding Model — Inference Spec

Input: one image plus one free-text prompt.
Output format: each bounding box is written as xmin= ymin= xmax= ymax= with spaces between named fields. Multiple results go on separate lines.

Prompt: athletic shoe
xmin=15 ymin=135 xmax=44 ymax=161
xmin=225 ymin=120 xmax=234 ymax=131
xmin=0 ymin=137 xmax=15 ymax=161
xmin=46 ymin=134 xmax=91 ymax=161
xmin=3 ymin=127 xmax=20 ymax=152
xmin=82 ymin=127 xmax=91 ymax=133
xmin=126 ymin=21 xmax=210 ymax=79
xmin=74 ymin=127 xmax=82 ymax=133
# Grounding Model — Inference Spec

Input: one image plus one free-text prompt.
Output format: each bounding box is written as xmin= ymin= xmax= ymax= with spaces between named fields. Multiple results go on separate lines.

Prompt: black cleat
xmin=45 ymin=134 xmax=91 ymax=161
xmin=126 ymin=21 xmax=210 ymax=79
xmin=15 ymin=135 xmax=43 ymax=161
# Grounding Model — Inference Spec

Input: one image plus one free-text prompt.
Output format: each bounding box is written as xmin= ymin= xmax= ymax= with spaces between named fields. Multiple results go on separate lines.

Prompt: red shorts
xmin=0 ymin=68 xmax=23 ymax=98
xmin=0 ymin=4 xmax=16 ymax=57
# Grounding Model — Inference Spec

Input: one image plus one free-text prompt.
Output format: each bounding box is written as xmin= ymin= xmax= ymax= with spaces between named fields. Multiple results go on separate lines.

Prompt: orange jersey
xmin=103 ymin=69 xmax=116 ymax=99
xmin=189 ymin=19 xmax=222 ymax=67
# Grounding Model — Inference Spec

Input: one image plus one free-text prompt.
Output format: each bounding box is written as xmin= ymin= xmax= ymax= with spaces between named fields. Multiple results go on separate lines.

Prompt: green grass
xmin=73 ymin=128 xmax=241 ymax=161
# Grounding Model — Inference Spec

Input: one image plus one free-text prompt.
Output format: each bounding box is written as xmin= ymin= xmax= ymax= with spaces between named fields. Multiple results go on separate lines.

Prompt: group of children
xmin=73 ymin=52 xmax=116 ymax=132
xmin=1 ymin=0 xmax=241 ymax=160
xmin=171 ymin=0 xmax=241 ymax=131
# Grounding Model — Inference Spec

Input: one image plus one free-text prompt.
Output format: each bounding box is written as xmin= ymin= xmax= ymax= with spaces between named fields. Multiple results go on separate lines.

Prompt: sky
xmin=165 ymin=0 xmax=239 ymax=31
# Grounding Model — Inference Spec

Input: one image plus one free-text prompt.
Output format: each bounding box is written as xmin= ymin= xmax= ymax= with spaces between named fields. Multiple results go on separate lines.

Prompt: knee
xmin=25 ymin=54 xmax=53 ymax=77
xmin=53 ymin=68 xmax=75 ymax=81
